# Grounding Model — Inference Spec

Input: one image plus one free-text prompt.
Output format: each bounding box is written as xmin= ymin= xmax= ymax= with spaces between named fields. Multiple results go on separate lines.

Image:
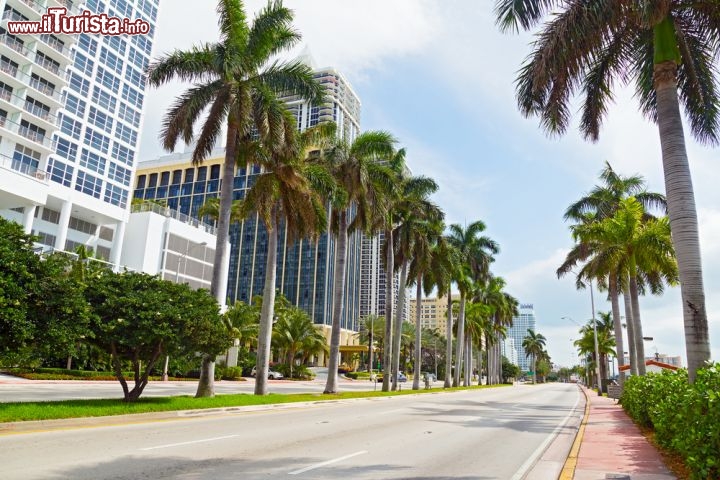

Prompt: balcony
xmin=39 ymin=34 xmax=71 ymax=60
xmin=0 ymin=90 xmax=57 ymax=129
xmin=131 ymin=201 xmax=218 ymax=236
xmin=0 ymin=59 xmax=63 ymax=104
xmin=0 ymin=151 xmax=49 ymax=210
xmin=0 ymin=116 xmax=56 ymax=151
xmin=0 ymin=34 xmax=28 ymax=56
xmin=34 ymin=53 xmax=60 ymax=75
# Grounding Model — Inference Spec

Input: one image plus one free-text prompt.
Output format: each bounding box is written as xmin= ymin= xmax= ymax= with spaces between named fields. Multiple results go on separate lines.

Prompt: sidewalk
xmin=572 ymin=385 xmax=676 ymax=480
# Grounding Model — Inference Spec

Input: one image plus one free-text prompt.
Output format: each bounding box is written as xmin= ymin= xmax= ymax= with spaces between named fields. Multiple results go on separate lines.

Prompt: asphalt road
xmin=0 ymin=383 xmax=581 ymax=479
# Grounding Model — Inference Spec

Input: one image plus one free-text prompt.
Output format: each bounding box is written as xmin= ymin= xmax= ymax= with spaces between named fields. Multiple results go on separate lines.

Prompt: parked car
xmin=250 ymin=366 xmax=284 ymax=379
xmin=397 ymin=371 xmax=408 ymax=382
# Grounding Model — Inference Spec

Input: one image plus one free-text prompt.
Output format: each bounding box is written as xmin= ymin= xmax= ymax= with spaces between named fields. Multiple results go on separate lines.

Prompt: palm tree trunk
xmin=210 ymin=123 xmax=237 ymax=304
xmin=532 ymin=355 xmax=536 ymax=384
xmin=629 ymin=271 xmax=646 ymax=376
xmin=382 ymin=229 xmax=394 ymax=392
xmin=412 ymin=275 xmax=422 ymax=390
xmin=254 ymin=213 xmax=279 ymax=395
xmin=324 ymin=211 xmax=348 ymax=394
xmin=465 ymin=335 xmax=471 ymax=386
xmin=453 ymin=293 xmax=466 ymax=387
xmin=444 ymin=285 xmax=453 ymax=388
xmin=609 ymin=274 xmax=625 ymax=387
xmin=392 ymin=261 xmax=408 ymax=391
xmin=654 ymin=60 xmax=710 ymax=382
xmin=622 ymin=285 xmax=638 ymax=376
xmin=195 ymin=355 xmax=215 ymax=398
xmin=477 ymin=347 xmax=482 ymax=385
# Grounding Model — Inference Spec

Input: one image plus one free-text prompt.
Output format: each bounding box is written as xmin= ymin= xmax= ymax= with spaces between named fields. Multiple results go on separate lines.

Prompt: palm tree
xmin=576 ymin=198 xmax=677 ymax=376
xmin=316 ymin=131 xmax=397 ymax=394
xmin=239 ymin=120 xmax=333 ymax=395
xmin=147 ymin=0 xmax=325 ymax=396
xmin=407 ymin=214 xmax=445 ymax=390
xmin=495 ymin=1 xmax=719 ymax=381
xmin=559 ymin=163 xmax=666 ymax=384
xmin=391 ymin=176 xmax=442 ymax=390
xmin=222 ymin=300 xmax=259 ymax=365
xmin=447 ymin=222 xmax=499 ymax=386
xmin=197 ymin=197 xmax=244 ymax=227
xmin=272 ymin=306 xmax=326 ymax=378
xmin=357 ymin=315 xmax=384 ymax=372
xmin=522 ymin=329 xmax=547 ymax=384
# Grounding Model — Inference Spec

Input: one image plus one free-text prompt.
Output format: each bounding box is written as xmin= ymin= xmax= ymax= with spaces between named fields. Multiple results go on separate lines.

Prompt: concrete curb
xmin=558 ymin=385 xmax=591 ymax=480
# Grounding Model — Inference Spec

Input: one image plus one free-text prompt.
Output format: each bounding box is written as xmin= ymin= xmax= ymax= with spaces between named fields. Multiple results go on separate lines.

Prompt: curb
xmin=558 ymin=386 xmax=590 ymax=480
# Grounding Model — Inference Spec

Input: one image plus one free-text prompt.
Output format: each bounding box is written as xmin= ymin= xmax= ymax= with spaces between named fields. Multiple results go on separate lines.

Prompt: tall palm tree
xmin=447 ymin=221 xmax=499 ymax=386
xmin=391 ymin=176 xmax=442 ymax=390
xmin=222 ymin=300 xmax=259 ymax=361
xmin=147 ymin=0 xmax=325 ymax=396
xmin=239 ymin=119 xmax=333 ymax=395
xmin=495 ymin=1 xmax=719 ymax=381
xmin=407 ymin=214 xmax=445 ymax=390
xmin=575 ymin=198 xmax=678 ymax=375
xmin=559 ymin=163 xmax=666 ymax=384
xmin=522 ymin=329 xmax=547 ymax=385
xmin=317 ymin=131 xmax=397 ymax=394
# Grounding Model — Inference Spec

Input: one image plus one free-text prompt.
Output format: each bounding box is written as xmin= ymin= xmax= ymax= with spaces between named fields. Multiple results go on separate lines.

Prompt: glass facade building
xmin=134 ymin=67 xmax=364 ymax=330
xmin=503 ymin=303 xmax=537 ymax=372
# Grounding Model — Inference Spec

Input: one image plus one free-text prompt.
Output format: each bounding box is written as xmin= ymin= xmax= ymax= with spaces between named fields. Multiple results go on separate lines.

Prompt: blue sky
xmin=139 ymin=1 xmax=720 ymax=369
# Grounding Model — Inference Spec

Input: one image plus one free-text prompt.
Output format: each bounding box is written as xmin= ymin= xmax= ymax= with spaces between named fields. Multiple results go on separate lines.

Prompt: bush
xmin=221 ymin=366 xmax=243 ymax=380
xmin=621 ymin=364 xmax=720 ymax=480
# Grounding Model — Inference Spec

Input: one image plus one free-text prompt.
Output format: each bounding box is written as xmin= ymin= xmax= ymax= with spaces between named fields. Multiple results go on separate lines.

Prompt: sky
xmin=139 ymin=1 xmax=720 ymax=369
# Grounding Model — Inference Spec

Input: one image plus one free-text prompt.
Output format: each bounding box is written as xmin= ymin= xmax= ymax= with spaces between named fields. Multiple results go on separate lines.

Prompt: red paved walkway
xmin=574 ymin=386 xmax=676 ymax=479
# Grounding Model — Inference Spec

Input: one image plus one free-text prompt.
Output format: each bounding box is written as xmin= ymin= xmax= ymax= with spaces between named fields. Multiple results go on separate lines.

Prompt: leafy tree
xmin=272 ymin=306 xmax=326 ymax=378
xmin=0 ymin=218 xmax=41 ymax=358
xmin=502 ymin=356 xmax=520 ymax=383
xmin=146 ymin=0 xmax=324 ymax=396
xmin=86 ymin=272 xmax=232 ymax=401
xmin=495 ymin=0 xmax=719 ymax=381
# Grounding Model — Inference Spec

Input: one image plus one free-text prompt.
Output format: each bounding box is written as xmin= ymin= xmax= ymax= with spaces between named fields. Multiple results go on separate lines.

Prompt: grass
xmin=0 ymin=384 xmax=509 ymax=423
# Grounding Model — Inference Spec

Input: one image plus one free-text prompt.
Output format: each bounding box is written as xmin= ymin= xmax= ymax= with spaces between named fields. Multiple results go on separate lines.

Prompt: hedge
xmin=621 ymin=364 xmax=720 ymax=479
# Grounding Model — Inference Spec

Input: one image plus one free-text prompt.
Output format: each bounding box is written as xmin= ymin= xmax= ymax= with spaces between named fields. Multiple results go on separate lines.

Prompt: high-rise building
xmin=0 ymin=0 xmax=159 ymax=265
xmin=134 ymin=65 xmax=364 ymax=332
xmin=504 ymin=303 xmax=537 ymax=372
xmin=407 ymin=293 xmax=459 ymax=334
xmin=359 ymin=232 xmax=409 ymax=323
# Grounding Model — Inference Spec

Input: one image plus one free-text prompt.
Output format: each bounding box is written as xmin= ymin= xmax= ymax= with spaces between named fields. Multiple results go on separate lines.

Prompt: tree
xmin=574 ymin=198 xmax=677 ymax=375
xmin=146 ymin=0 xmax=324 ymax=396
xmin=316 ymin=131 xmax=397 ymax=394
xmin=392 ymin=175 xmax=443 ymax=390
xmin=447 ymin=221 xmax=499 ymax=386
xmin=222 ymin=299 xmax=260 ymax=367
xmin=502 ymin=356 xmax=520 ymax=383
xmin=522 ymin=329 xmax=547 ymax=384
xmin=237 ymin=121 xmax=332 ymax=396
xmin=272 ymin=306 xmax=326 ymax=378
xmin=495 ymin=0 xmax=719 ymax=381
xmin=86 ymin=272 xmax=232 ymax=401
xmin=559 ymin=162 xmax=666 ymax=383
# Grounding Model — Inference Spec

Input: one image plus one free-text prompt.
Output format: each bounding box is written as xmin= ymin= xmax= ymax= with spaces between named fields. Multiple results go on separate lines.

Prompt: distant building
xmin=503 ymin=303 xmax=537 ymax=372
xmin=408 ymin=294 xmax=460 ymax=334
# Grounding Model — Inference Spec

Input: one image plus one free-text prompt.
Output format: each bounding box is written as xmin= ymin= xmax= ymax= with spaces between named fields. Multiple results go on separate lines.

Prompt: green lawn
xmin=0 ymin=384 xmax=509 ymax=423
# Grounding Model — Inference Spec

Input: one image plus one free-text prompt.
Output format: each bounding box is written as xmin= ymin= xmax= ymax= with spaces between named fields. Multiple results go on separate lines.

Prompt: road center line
xmin=288 ymin=450 xmax=368 ymax=475
xmin=139 ymin=434 xmax=239 ymax=451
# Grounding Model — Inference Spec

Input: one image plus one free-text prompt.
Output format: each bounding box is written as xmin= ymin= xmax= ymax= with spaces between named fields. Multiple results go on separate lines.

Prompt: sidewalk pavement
xmin=571 ymin=385 xmax=676 ymax=480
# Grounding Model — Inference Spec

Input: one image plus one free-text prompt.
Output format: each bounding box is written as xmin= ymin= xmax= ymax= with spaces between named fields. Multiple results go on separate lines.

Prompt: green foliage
xmin=217 ymin=366 xmax=243 ymax=380
xmin=85 ymin=271 xmax=232 ymax=401
xmin=502 ymin=356 xmax=520 ymax=382
xmin=273 ymin=363 xmax=314 ymax=380
xmin=622 ymin=365 xmax=720 ymax=479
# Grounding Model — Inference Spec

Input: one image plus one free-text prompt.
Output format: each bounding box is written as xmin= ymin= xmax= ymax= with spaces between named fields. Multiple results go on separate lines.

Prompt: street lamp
xmin=164 ymin=240 xmax=208 ymax=381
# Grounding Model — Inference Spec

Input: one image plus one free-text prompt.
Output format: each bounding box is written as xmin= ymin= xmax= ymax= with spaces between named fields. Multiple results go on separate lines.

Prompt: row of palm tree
xmin=558 ymin=163 xmax=677 ymax=385
xmin=147 ymin=0 xmax=522 ymax=397
xmin=573 ymin=312 xmax=616 ymax=387
xmin=495 ymin=0 xmax=717 ymax=382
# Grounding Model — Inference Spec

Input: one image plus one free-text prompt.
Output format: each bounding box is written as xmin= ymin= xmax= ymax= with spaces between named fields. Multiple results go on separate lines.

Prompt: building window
xmin=104 ymin=183 xmax=128 ymax=208
xmin=64 ymin=93 xmax=86 ymax=117
xmin=46 ymin=158 xmax=74 ymax=187
xmin=55 ymin=137 xmax=78 ymax=161
xmin=73 ymin=51 xmax=94 ymax=76
xmin=136 ymin=174 xmax=146 ymax=189
xmin=148 ymin=172 xmax=158 ymax=188
xmin=88 ymin=107 xmax=113 ymax=133
xmin=69 ymin=216 xmax=98 ymax=235
xmin=75 ymin=171 xmax=103 ymax=198
xmin=84 ymin=128 xmax=110 ymax=153
xmin=59 ymin=113 xmax=82 ymax=140
xmin=80 ymin=148 xmax=106 ymax=174
xmin=68 ymin=72 xmax=90 ymax=96
xmin=92 ymin=86 xmax=117 ymax=113
xmin=41 ymin=207 xmax=61 ymax=224
xmin=12 ymin=144 xmax=40 ymax=171
xmin=112 ymin=142 xmax=134 ymax=166
xmin=108 ymin=162 xmax=131 ymax=186
xmin=160 ymin=171 xmax=170 ymax=186
xmin=77 ymin=34 xmax=98 ymax=55
xmin=99 ymin=46 xmax=122 ymax=74
xmin=97 ymin=67 xmax=120 ymax=92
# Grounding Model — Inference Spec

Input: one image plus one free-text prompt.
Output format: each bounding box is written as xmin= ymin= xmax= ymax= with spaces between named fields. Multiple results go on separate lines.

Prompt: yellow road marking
xmin=558 ymin=386 xmax=590 ymax=480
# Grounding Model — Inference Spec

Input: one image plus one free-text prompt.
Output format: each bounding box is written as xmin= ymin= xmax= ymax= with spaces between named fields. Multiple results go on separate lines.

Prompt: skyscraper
xmin=0 ymin=0 xmax=159 ymax=264
xmin=503 ymin=303 xmax=537 ymax=372
xmin=134 ymin=65 xmax=364 ymax=331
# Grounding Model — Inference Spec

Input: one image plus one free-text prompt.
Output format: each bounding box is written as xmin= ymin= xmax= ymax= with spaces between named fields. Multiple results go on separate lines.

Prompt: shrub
xmin=221 ymin=366 xmax=243 ymax=380
xmin=621 ymin=364 xmax=720 ymax=480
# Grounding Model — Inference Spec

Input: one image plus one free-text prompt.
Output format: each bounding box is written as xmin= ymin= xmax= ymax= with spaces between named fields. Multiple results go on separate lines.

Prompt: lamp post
xmin=164 ymin=240 xmax=207 ymax=381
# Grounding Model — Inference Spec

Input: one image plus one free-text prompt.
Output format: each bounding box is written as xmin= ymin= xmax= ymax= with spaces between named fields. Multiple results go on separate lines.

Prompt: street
xmin=0 ymin=383 xmax=580 ymax=479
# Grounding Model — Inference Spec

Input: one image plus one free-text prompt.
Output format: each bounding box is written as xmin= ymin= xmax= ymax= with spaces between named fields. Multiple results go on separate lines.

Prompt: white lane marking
xmin=139 ymin=434 xmax=239 ymax=451
xmin=288 ymin=450 xmax=368 ymax=475
xmin=377 ymin=408 xmax=406 ymax=415
xmin=510 ymin=390 xmax=581 ymax=480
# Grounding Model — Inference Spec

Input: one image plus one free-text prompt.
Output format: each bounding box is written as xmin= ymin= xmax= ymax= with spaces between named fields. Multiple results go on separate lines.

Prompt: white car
xmin=250 ymin=366 xmax=284 ymax=379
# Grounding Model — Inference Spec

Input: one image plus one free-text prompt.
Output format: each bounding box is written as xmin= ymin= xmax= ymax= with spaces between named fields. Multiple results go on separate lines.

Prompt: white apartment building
xmin=0 ymin=0 xmax=159 ymax=266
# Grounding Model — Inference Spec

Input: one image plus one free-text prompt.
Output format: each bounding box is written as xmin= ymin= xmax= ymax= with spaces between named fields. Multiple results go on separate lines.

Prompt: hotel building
xmin=503 ymin=303 xmax=537 ymax=372
xmin=0 ymin=0 xmax=159 ymax=265
xmin=134 ymin=67 xmax=366 ymax=334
